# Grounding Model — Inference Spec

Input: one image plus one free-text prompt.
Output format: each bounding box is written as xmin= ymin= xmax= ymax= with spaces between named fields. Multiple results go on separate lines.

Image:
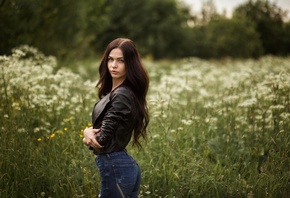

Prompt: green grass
xmin=1 ymin=46 xmax=290 ymax=197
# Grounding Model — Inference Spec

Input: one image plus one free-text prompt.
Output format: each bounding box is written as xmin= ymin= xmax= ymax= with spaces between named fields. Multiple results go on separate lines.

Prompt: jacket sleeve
xmin=95 ymin=88 xmax=133 ymax=146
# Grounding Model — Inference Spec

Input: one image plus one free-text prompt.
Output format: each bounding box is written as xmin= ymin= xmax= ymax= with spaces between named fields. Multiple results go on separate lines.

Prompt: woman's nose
xmin=111 ymin=60 xmax=117 ymax=67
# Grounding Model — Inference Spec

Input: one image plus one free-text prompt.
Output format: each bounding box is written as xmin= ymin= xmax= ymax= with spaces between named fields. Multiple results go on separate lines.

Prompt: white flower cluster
xmin=146 ymin=56 xmax=290 ymax=132
xmin=1 ymin=46 xmax=96 ymax=135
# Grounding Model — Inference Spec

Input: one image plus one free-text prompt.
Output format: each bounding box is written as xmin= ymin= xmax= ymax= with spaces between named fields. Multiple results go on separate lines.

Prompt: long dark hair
xmin=97 ymin=38 xmax=149 ymax=148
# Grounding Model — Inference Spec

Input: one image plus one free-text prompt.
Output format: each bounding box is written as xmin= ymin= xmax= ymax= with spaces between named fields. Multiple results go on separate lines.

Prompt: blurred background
xmin=1 ymin=1 xmax=290 ymax=197
xmin=0 ymin=0 xmax=290 ymax=61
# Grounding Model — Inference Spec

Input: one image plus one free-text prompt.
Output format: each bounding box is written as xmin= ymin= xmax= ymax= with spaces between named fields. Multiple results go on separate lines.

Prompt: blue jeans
xmin=96 ymin=150 xmax=141 ymax=198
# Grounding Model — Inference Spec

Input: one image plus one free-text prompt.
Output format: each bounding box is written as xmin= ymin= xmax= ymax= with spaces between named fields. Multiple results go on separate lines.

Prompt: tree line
xmin=0 ymin=0 xmax=289 ymax=60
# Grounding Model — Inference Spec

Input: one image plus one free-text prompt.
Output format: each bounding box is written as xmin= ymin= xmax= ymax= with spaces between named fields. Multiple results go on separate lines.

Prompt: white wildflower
xmin=238 ymin=98 xmax=257 ymax=107
xmin=181 ymin=119 xmax=193 ymax=125
xmin=270 ymin=105 xmax=284 ymax=110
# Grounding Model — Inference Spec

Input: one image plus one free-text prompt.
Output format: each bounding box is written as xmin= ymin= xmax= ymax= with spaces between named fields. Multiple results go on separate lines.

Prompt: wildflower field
xmin=1 ymin=46 xmax=290 ymax=198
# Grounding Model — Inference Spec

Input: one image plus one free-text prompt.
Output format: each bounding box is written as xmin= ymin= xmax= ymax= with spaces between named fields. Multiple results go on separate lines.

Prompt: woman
xmin=83 ymin=38 xmax=149 ymax=198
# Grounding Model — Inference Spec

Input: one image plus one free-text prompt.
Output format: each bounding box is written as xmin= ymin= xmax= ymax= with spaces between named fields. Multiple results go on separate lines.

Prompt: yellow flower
xmin=64 ymin=127 xmax=68 ymax=131
xmin=50 ymin=133 xmax=55 ymax=138
xmin=79 ymin=134 xmax=83 ymax=138
xmin=37 ymin=138 xmax=42 ymax=142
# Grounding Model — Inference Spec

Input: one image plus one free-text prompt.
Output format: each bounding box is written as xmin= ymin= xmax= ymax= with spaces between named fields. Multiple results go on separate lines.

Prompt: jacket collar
xmin=92 ymin=93 xmax=111 ymax=125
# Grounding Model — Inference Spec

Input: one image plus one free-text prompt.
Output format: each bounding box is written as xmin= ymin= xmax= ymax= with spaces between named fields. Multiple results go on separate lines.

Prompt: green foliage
xmin=205 ymin=17 xmax=263 ymax=58
xmin=1 ymin=0 xmax=290 ymax=59
xmin=199 ymin=0 xmax=220 ymax=24
xmin=1 ymin=47 xmax=290 ymax=197
xmin=283 ymin=21 xmax=290 ymax=53
xmin=0 ymin=0 xmax=107 ymax=58
xmin=93 ymin=0 xmax=191 ymax=59
xmin=188 ymin=17 xmax=263 ymax=59
xmin=0 ymin=46 xmax=99 ymax=197
xmin=233 ymin=0 xmax=289 ymax=56
xmin=136 ymin=56 xmax=290 ymax=197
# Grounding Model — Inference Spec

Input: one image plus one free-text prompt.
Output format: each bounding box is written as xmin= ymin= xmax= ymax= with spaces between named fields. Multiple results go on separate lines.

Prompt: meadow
xmin=1 ymin=46 xmax=290 ymax=197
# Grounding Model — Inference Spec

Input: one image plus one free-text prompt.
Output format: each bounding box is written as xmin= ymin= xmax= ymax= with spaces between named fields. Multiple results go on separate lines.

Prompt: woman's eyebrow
xmin=108 ymin=55 xmax=124 ymax=59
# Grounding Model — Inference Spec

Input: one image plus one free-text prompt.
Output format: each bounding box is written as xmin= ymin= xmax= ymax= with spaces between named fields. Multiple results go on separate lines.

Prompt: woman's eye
xmin=118 ymin=59 xmax=124 ymax=63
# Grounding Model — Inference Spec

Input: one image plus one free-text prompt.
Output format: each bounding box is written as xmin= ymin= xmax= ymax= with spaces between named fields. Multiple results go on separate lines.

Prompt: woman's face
xmin=107 ymin=48 xmax=126 ymax=83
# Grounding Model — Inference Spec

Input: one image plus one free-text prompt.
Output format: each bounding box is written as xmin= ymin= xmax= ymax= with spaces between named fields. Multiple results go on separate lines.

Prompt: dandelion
xmin=64 ymin=127 xmax=68 ymax=131
xmin=50 ymin=133 xmax=55 ymax=138
xmin=37 ymin=138 xmax=42 ymax=142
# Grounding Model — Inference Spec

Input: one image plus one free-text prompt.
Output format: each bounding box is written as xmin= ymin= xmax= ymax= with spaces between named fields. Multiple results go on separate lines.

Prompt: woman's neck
xmin=111 ymin=80 xmax=124 ymax=91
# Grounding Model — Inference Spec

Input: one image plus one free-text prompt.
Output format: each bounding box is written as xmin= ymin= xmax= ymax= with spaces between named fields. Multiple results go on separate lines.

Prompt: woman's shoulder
xmin=112 ymin=85 xmax=133 ymax=95
xmin=111 ymin=85 xmax=134 ymax=101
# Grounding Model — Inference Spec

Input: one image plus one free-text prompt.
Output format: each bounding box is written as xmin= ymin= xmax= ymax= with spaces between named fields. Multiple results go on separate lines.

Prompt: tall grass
xmin=0 ymin=46 xmax=99 ymax=197
xmin=1 ymin=46 xmax=289 ymax=197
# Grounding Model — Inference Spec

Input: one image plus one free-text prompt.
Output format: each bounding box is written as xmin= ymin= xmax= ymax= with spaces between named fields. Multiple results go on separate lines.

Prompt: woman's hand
xmin=83 ymin=127 xmax=103 ymax=149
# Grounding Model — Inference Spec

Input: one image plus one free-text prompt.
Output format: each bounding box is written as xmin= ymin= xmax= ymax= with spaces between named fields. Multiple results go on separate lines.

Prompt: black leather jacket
xmin=91 ymin=85 xmax=136 ymax=154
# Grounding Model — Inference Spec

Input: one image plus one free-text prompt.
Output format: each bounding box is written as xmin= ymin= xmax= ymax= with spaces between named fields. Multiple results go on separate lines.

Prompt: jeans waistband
xmin=97 ymin=149 xmax=128 ymax=159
